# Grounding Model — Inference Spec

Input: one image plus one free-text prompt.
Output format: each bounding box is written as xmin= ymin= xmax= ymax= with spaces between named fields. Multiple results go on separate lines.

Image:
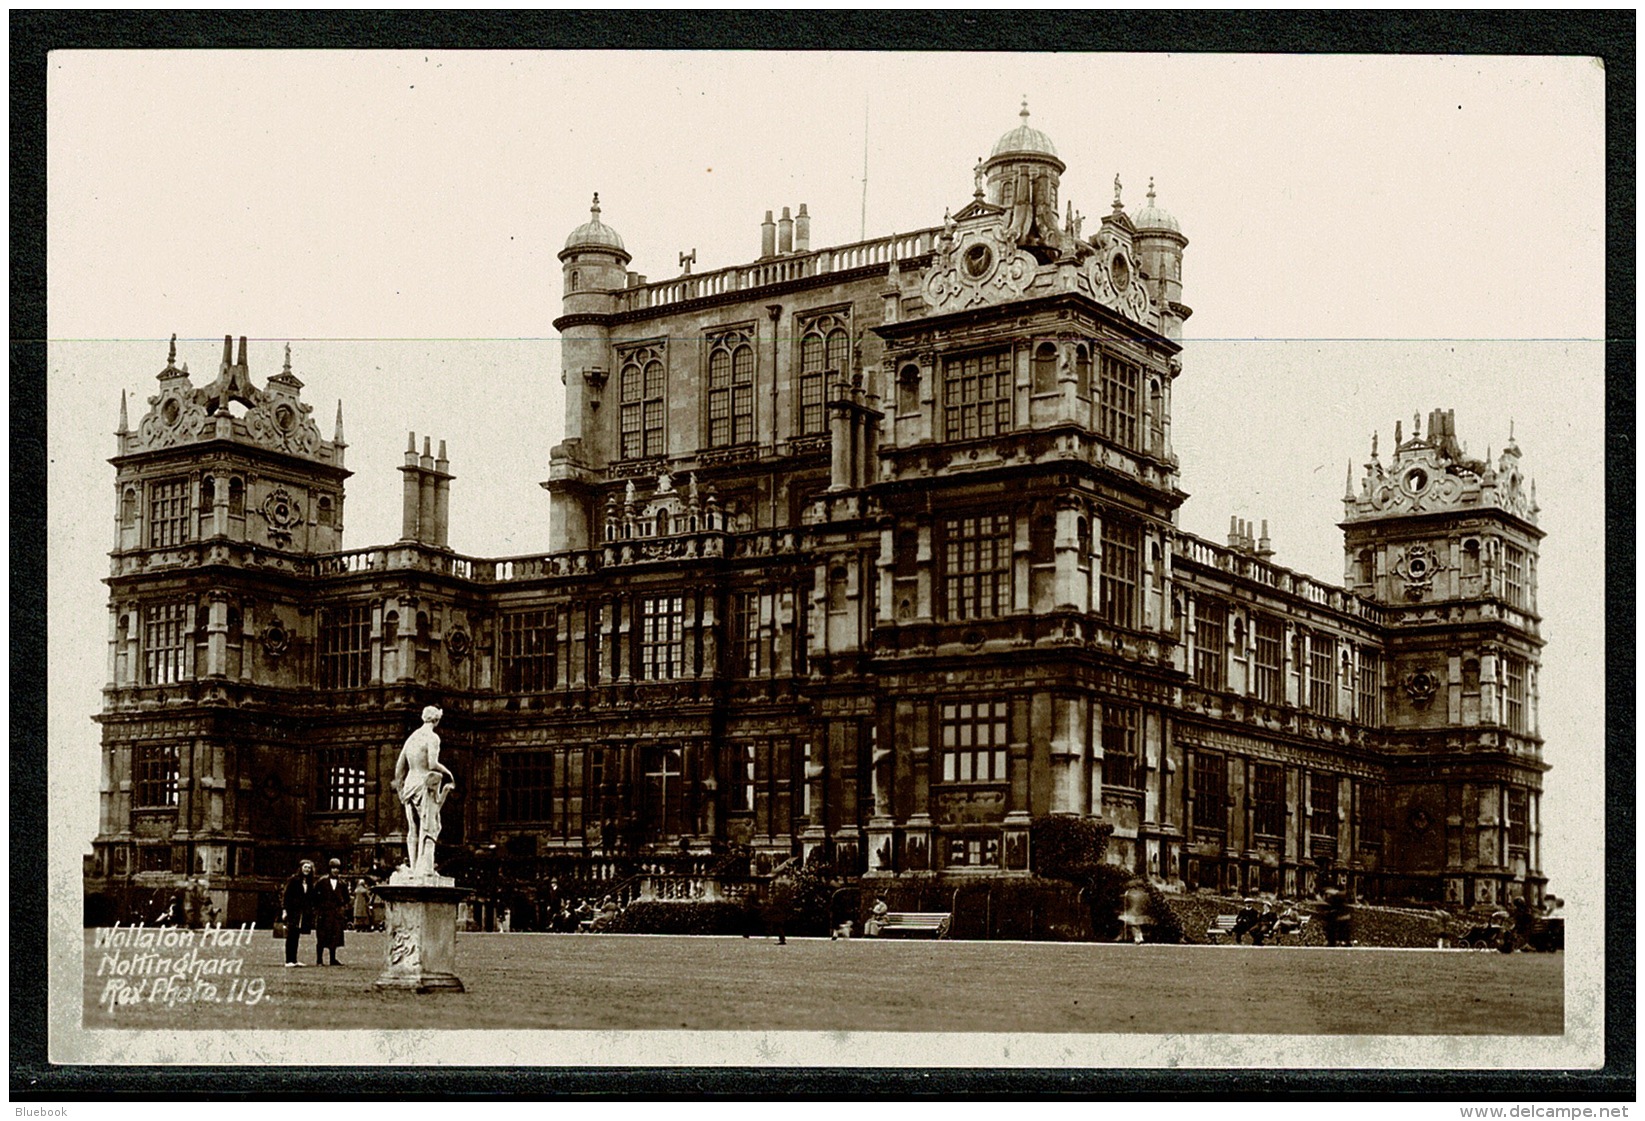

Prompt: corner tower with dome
xmin=85 ymin=106 xmax=1546 ymax=929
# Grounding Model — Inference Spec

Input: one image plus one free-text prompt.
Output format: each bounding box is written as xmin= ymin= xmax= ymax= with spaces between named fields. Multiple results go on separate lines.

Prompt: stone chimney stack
xmin=778 ymin=206 xmax=794 ymax=254
xmin=400 ymin=432 xmax=422 ymax=541
xmin=761 ymin=210 xmax=776 ymax=258
xmin=794 ymin=204 xmax=811 ymax=252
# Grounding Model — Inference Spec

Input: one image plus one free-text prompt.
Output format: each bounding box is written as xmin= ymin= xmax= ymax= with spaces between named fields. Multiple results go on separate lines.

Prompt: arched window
xmin=1463 ymin=539 xmax=1481 ymax=576
xmin=1463 ymin=658 xmax=1480 ymax=692
xmin=897 ymin=364 xmax=920 ymax=417
xmin=706 ymin=329 xmax=755 ymax=447
xmin=1357 ymin=548 xmax=1376 ymax=586
xmin=895 ymin=530 xmax=919 ymax=579
xmin=827 ymin=564 xmax=849 ymax=614
xmin=569 ymin=269 xmax=580 ymax=292
xmin=618 ymin=346 xmax=666 ymax=459
xmin=317 ymin=496 xmax=334 ymax=528
xmin=383 ymin=611 xmax=399 ymax=647
xmin=228 ymin=477 xmax=245 ymax=518
xmin=1148 ymin=378 xmax=1165 ymax=452
xmin=1075 ymin=345 xmax=1092 ymax=399
xmin=1032 ymin=342 xmax=1058 ymax=395
xmin=798 ymin=313 xmax=850 ymax=435
xmin=120 ymin=487 xmax=138 ymax=527
xmin=1030 ymin=513 xmax=1056 ymax=565
xmin=198 ymin=476 xmax=215 ymax=514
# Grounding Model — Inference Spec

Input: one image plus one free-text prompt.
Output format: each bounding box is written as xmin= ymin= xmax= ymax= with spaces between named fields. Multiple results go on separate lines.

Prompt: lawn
xmin=83 ymin=929 xmax=1562 ymax=1035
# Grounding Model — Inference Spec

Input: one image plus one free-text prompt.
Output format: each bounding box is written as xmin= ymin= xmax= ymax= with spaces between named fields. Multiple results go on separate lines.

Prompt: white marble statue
xmin=394 ymin=705 xmax=456 ymax=879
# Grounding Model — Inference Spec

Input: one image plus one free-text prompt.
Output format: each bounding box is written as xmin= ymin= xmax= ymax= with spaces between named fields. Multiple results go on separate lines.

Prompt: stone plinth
xmin=373 ymin=880 xmax=468 ymax=993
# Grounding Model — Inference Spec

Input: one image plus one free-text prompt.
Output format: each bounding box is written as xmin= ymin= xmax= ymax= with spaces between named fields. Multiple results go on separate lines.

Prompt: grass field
xmin=83 ymin=929 xmax=1561 ymax=1034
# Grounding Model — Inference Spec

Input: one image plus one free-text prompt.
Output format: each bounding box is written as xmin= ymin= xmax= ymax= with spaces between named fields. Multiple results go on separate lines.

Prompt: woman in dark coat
xmin=314 ymin=858 xmax=350 ymax=965
xmin=281 ymin=860 xmax=316 ymax=967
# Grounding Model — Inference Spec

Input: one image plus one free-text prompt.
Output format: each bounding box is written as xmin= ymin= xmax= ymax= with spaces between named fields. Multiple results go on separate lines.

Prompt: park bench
xmin=1206 ymin=912 xmax=1309 ymax=943
xmin=875 ymin=911 xmax=951 ymax=938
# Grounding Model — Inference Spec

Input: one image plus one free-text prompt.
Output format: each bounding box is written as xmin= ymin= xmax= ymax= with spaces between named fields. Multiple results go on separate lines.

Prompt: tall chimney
xmin=795 ymin=203 xmax=811 ymax=252
xmin=778 ymin=206 xmax=794 ymax=254
xmin=433 ymin=439 xmax=452 ymax=549
xmin=236 ymin=335 xmax=248 ymax=366
xmin=761 ymin=210 xmax=776 ymax=258
xmin=400 ymin=432 xmax=423 ymax=541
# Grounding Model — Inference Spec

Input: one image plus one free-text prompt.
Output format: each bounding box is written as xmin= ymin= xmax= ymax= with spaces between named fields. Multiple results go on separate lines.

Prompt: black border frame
xmin=11 ymin=9 xmax=1634 ymax=1100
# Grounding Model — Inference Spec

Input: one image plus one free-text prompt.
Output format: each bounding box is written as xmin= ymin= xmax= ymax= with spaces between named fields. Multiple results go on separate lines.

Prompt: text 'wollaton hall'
xmin=85 ymin=105 xmax=1547 ymax=927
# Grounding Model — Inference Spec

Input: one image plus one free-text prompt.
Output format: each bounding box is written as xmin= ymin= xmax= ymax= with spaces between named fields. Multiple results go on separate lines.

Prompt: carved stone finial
xmin=168 ymin=333 xmax=177 ymax=364
xmin=1020 ymin=96 xmax=1029 ymax=123
xmin=117 ymin=389 xmax=129 ymax=434
xmin=1112 ymin=174 xmax=1124 ymax=210
xmin=973 ymin=157 xmax=985 ymax=198
xmin=590 ymin=192 xmax=601 ymax=217
xmin=283 ymin=342 xmax=292 ymax=376
xmin=1147 ymin=177 xmax=1157 ymax=207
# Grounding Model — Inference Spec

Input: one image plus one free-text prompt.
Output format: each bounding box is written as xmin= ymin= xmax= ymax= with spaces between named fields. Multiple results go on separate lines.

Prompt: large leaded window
xmin=142 ymin=601 xmax=190 ymax=685
xmin=1252 ymin=763 xmax=1285 ymax=838
xmin=1502 ymin=543 xmax=1527 ymax=608
xmin=798 ymin=314 xmax=850 ymax=436
xmin=1357 ymin=781 xmax=1383 ymax=852
xmin=1357 ymin=646 xmax=1383 ymax=724
xmin=618 ymin=346 xmax=666 ymax=460
xmin=1100 ymin=702 xmax=1138 ymax=789
xmin=707 ymin=329 xmax=755 ymax=447
xmin=133 ymin=744 xmax=179 ymax=808
xmin=729 ymin=590 xmax=762 ymax=677
xmin=317 ymin=747 xmax=366 ymax=812
xmin=940 ymin=699 xmax=1009 ymax=783
xmin=1193 ymin=598 xmax=1226 ymax=691
xmin=1308 ymin=634 xmax=1336 ymax=716
xmin=943 ymin=349 xmax=1012 ymax=441
xmin=148 ymin=478 xmax=191 ymax=548
xmin=1503 ymin=655 xmax=1527 ymax=731
xmin=497 ymin=750 xmax=555 ymax=823
xmin=640 ymin=594 xmax=687 ymax=680
xmin=1310 ymin=773 xmax=1339 ymax=839
xmin=1254 ymin=616 xmax=1284 ymax=704
xmin=1098 ymin=353 xmax=1140 ymax=448
xmin=941 ymin=513 xmax=1012 ymax=620
xmin=1100 ymin=518 xmax=1140 ymax=629
xmin=1506 ymin=788 xmax=1529 ymax=851
xmin=499 ymin=609 xmax=557 ymax=693
xmin=318 ymin=603 xmax=372 ymax=689
xmin=1190 ymin=752 xmax=1227 ymax=831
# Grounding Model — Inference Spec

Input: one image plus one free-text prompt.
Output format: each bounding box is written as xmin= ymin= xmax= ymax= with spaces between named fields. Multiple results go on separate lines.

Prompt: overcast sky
xmin=46 ymin=52 xmax=1604 ymax=932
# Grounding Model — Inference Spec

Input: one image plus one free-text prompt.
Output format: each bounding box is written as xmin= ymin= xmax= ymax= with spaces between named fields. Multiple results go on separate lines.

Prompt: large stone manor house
xmin=86 ymin=106 xmax=1548 ymax=926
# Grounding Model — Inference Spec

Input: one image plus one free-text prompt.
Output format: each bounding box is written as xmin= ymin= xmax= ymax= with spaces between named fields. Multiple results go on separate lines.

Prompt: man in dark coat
xmin=281 ymin=859 xmax=316 ymax=967
xmin=314 ymin=858 xmax=350 ymax=965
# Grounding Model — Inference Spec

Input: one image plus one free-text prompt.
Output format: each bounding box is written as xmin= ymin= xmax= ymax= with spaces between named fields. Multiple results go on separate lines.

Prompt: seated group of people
xmin=1231 ymin=897 xmax=1304 ymax=945
xmin=546 ymin=895 xmax=624 ymax=932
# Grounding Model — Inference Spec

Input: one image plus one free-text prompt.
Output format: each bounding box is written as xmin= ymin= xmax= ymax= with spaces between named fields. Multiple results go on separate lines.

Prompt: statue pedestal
xmin=373 ymin=878 xmax=468 ymax=993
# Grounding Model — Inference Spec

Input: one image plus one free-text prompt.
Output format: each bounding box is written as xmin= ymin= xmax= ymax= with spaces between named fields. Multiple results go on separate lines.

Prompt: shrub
xmin=602 ymin=900 xmax=760 ymax=936
xmin=1140 ymin=878 xmax=1185 ymax=943
xmin=1029 ymin=814 xmax=1113 ymax=880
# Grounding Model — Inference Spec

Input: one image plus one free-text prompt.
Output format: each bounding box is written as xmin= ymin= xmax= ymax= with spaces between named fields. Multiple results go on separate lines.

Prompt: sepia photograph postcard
xmin=19 ymin=14 xmax=1630 ymax=1097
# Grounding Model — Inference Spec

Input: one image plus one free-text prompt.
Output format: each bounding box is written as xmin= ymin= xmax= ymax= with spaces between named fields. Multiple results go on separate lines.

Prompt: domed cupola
xmin=560 ymin=192 xmax=630 ymax=260
xmin=559 ymin=192 xmax=632 ymax=296
xmin=981 ymin=99 xmax=1066 ymax=212
xmin=1131 ymin=177 xmax=1190 ymax=337
xmin=1132 ymin=178 xmax=1181 ymax=234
